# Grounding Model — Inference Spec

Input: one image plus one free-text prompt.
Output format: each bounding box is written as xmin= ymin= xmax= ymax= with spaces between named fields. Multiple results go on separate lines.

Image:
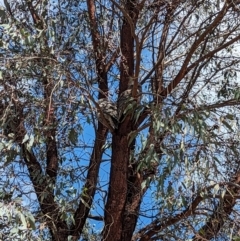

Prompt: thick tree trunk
xmin=102 ymin=0 xmax=141 ymax=239
xmin=121 ymin=171 xmax=142 ymax=241
xmin=102 ymin=133 xmax=129 ymax=241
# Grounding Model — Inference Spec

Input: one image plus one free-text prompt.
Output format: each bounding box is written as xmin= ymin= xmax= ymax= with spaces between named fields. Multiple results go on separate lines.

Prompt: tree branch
xmin=193 ymin=171 xmax=240 ymax=240
xmin=21 ymin=144 xmax=68 ymax=241
xmin=71 ymin=124 xmax=108 ymax=239
xmin=133 ymin=195 xmax=204 ymax=241
xmin=160 ymin=1 xmax=232 ymax=99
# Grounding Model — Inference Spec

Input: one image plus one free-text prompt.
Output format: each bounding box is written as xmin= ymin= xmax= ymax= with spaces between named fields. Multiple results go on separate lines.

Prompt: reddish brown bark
xmin=118 ymin=0 xmax=139 ymax=94
xmin=102 ymin=0 xmax=141 ymax=240
xmin=21 ymin=143 xmax=69 ymax=241
xmin=103 ymin=134 xmax=130 ymax=241
xmin=121 ymin=163 xmax=143 ymax=241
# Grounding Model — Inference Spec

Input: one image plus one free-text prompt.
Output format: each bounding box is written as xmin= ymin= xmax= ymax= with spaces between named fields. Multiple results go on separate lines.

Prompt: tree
xmin=0 ymin=183 xmax=38 ymax=240
xmin=1 ymin=0 xmax=240 ymax=240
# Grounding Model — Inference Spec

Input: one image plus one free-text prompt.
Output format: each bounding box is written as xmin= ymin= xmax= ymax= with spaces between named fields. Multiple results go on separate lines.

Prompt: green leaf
xmin=141 ymin=180 xmax=147 ymax=189
xmin=0 ymin=8 xmax=7 ymax=24
xmin=225 ymin=114 xmax=235 ymax=120
xmin=10 ymin=227 xmax=18 ymax=234
xmin=128 ymin=131 xmax=138 ymax=146
xmin=68 ymin=128 xmax=78 ymax=145
xmin=181 ymin=196 xmax=187 ymax=207
xmin=222 ymin=120 xmax=233 ymax=131
xmin=134 ymin=106 xmax=144 ymax=124
xmin=19 ymin=213 xmax=27 ymax=228
xmin=27 ymin=134 xmax=34 ymax=149
xmin=221 ymin=189 xmax=226 ymax=199
xmin=61 ymin=211 xmax=68 ymax=221
xmin=213 ymin=184 xmax=220 ymax=194
xmin=80 ymin=198 xmax=90 ymax=208
xmin=124 ymin=102 xmax=134 ymax=114
xmin=22 ymin=134 xmax=29 ymax=144
xmin=27 ymin=213 xmax=36 ymax=230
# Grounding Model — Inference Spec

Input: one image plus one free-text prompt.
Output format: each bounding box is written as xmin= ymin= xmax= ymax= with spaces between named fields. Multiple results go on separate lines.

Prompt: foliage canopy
xmin=1 ymin=0 xmax=240 ymax=241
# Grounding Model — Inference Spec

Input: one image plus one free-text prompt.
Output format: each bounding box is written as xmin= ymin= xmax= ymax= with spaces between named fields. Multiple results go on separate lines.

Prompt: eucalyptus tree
xmin=1 ymin=0 xmax=240 ymax=241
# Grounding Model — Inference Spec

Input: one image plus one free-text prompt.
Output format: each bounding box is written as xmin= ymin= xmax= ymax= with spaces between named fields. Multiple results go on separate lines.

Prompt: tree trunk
xmin=102 ymin=133 xmax=129 ymax=241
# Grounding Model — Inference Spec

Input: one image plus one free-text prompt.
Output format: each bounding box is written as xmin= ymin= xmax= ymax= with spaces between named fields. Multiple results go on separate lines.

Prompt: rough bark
xmin=121 ymin=162 xmax=143 ymax=241
xmin=103 ymin=134 xmax=130 ymax=241
xmin=102 ymin=0 xmax=140 ymax=240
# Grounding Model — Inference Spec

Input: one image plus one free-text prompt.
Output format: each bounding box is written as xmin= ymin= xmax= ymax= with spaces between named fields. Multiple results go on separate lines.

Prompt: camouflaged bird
xmin=117 ymin=80 xmax=142 ymax=121
xmin=97 ymin=98 xmax=118 ymax=131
